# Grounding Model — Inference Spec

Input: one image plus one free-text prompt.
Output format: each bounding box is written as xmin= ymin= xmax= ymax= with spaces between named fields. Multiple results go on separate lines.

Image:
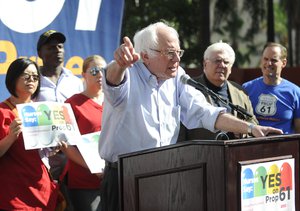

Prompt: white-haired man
xmin=178 ymin=41 xmax=258 ymax=141
xmin=99 ymin=23 xmax=282 ymax=211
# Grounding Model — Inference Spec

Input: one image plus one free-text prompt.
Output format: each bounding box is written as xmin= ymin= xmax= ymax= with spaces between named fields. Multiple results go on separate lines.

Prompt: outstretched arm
xmin=215 ymin=113 xmax=283 ymax=137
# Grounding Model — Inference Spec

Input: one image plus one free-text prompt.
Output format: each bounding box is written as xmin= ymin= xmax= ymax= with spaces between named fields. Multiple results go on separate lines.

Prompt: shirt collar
xmin=136 ymin=62 xmax=159 ymax=87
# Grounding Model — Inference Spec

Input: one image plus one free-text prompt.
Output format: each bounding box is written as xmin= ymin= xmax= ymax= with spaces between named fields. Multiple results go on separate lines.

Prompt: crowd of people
xmin=2 ymin=21 xmax=298 ymax=211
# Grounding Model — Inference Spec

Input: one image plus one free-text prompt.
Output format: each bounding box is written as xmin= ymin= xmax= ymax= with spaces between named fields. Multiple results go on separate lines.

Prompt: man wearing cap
xmin=35 ymin=30 xmax=84 ymax=103
xmin=35 ymin=30 xmax=84 ymax=210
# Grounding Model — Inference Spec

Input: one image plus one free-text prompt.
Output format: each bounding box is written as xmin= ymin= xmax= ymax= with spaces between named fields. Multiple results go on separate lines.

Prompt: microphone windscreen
xmin=180 ymin=74 xmax=190 ymax=84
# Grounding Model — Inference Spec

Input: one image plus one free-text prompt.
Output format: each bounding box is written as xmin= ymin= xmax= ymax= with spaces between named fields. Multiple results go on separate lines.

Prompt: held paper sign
xmin=241 ymin=158 xmax=295 ymax=211
xmin=77 ymin=131 xmax=105 ymax=174
xmin=16 ymin=102 xmax=81 ymax=150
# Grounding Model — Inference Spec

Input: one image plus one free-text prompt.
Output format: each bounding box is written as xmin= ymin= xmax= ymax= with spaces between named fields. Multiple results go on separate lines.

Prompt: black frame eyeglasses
xmin=21 ymin=73 xmax=39 ymax=82
xmin=150 ymin=48 xmax=184 ymax=60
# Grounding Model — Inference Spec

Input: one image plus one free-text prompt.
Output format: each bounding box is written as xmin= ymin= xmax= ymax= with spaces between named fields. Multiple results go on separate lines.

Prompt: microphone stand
xmin=193 ymin=82 xmax=253 ymax=121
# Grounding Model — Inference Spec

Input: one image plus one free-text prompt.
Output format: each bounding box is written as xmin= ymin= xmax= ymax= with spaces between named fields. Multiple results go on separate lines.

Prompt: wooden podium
xmin=118 ymin=134 xmax=300 ymax=211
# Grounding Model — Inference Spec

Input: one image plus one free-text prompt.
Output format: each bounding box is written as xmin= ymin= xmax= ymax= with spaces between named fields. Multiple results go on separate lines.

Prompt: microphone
xmin=180 ymin=74 xmax=253 ymax=119
xmin=180 ymin=74 xmax=207 ymax=92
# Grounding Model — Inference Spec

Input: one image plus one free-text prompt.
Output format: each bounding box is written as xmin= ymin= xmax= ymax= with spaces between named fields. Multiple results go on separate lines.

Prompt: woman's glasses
xmin=89 ymin=67 xmax=103 ymax=76
xmin=20 ymin=73 xmax=39 ymax=82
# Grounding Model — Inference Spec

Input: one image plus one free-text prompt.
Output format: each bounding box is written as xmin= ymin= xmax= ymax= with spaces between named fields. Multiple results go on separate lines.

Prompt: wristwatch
xmin=248 ymin=123 xmax=255 ymax=135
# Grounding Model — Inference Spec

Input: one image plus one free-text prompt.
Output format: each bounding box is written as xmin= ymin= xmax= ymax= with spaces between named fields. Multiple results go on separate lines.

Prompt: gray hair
xmin=133 ymin=22 xmax=179 ymax=58
xmin=203 ymin=42 xmax=235 ymax=64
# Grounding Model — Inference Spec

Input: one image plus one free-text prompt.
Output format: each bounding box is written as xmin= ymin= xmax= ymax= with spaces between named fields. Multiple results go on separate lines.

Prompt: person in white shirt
xmin=99 ymin=21 xmax=283 ymax=211
xmin=35 ymin=29 xmax=84 ymax=211
xmin=35 ymin=30 xmax=83 ymax=103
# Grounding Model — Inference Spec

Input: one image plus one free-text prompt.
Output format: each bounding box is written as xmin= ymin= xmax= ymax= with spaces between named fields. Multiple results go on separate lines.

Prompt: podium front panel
xmin=136 ymin=163 xmax=206 ymax=211
xmin=225 ymin=136 xmax=300 ymax=211
xmin=119 ymin=143 xmax=226 ymax=211
xmin=119 ymin=135 xmax=300 ymax=211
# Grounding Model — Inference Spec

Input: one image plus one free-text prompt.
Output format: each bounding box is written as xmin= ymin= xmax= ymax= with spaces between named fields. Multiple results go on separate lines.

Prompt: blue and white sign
xmin=0 ymin=0 xmax=124 ymax=101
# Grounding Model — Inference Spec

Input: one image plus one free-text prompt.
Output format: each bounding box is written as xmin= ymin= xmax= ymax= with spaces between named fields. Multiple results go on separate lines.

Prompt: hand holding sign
xmin=16 ymin=102 xmax=81 ymax=150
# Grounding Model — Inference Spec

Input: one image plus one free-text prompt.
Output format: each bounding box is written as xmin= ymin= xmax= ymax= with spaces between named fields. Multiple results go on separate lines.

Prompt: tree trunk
xmin=267 ymin=0 xmax=275 ymax=42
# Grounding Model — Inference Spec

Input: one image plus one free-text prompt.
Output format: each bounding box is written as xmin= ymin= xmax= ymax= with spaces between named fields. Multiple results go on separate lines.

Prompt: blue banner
xmin=0 ymin=0 xmax=124 ymax=101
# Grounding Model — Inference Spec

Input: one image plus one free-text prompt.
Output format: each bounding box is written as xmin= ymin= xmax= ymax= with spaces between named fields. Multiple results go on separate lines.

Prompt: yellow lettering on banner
xmin=0 ymin=41 xmax=84 ymax=76
xmin=29 ymin=56 xmax=43 ymax=67
xmin=0 ymin=40 xmax=17 ymax=74
xmin=65 ymin=56 xmax=83 ymax=75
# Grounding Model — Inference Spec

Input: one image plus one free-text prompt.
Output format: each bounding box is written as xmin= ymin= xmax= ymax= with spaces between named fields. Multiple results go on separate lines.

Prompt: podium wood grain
xmin=119 ymin=134 xmax=300 ymax=211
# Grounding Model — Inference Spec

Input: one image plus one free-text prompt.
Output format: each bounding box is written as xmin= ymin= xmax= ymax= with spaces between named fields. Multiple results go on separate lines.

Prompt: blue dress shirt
xmin=99 ymin=62 xmax=225 ymax=162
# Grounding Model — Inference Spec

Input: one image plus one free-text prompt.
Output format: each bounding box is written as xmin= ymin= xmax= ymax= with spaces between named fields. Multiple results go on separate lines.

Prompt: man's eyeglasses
xmin=21 ymin=73 xmax=39 ymax=82
xmin=88 ymin=67 xmax=103 ymax=76
xmin=209 ymin=58 xmax=231 ymax=66
xmin=150 ymin=49 xmax=184 ymax=60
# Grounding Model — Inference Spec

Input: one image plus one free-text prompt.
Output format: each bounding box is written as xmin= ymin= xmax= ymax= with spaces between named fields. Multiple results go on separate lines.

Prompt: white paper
xmin=76 ymin=131 xmax=105 ymax=174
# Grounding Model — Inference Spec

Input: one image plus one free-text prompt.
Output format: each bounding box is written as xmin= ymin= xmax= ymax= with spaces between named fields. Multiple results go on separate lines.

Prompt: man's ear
xmin=141 ymin=52 xmax=149 ymax=63
xmin=203 ymin=60 xmax=207 ymax=73
xmin=282 ymin=58 xmax=287 ymax=68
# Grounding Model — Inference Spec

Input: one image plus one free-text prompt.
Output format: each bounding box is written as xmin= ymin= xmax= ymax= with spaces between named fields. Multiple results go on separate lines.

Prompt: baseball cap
xmin=37 ymin=30 xmax=66 ymax=51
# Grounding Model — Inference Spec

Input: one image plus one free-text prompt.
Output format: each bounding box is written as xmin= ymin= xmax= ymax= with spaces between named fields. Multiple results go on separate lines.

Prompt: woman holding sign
xmin=62 ymin=55 xmax=106 ymax=211
xmin=0 ymin=58 xmax=60 ymax=210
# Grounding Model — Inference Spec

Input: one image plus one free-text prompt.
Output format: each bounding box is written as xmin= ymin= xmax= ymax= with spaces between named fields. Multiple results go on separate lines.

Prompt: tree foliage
xmin=213 ymin=0 xmax=267 ymax=67
xmin=121 ymin=0 xmax=290 ymax=68
xmin=122 ymin=0 xmax=209 ymax=68
xmin=280 ymin=0 xmax=300 ymax=66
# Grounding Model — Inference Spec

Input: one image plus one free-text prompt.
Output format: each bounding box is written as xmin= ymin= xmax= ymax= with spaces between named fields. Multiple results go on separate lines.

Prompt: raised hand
xmin=114 ymin=36 xmax=140 ymax=69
